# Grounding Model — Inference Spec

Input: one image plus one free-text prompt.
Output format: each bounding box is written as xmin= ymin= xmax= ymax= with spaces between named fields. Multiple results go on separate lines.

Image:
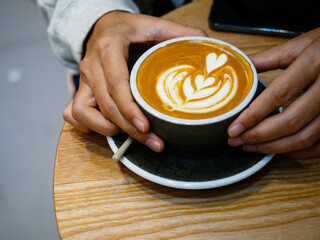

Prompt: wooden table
xmin=53 ymin=0 xmax=320 ymax=239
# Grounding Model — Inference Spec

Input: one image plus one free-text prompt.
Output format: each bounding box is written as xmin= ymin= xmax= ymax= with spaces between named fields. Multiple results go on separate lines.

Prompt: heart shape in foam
xmin=206 ymin=52 xmax=228 ymax=74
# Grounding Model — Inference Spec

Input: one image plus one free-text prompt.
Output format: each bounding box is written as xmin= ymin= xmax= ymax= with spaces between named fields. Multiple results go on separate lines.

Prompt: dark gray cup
xmin=130 ymin=37 xmax=258 ymax=151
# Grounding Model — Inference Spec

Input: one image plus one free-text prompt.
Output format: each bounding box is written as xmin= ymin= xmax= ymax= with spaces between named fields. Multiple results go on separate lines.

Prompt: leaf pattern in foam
xmin=183 ymin=74 xmax=218 ymax=102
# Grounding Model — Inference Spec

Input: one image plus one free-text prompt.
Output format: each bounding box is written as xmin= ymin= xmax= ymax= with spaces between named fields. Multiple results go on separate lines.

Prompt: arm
xmin=37 ymin=0 xmax=140 ymax=69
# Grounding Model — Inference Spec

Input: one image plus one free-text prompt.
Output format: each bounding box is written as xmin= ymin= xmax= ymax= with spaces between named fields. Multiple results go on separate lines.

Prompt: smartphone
xmin=209 ymin=0 xmax=320 ymax=37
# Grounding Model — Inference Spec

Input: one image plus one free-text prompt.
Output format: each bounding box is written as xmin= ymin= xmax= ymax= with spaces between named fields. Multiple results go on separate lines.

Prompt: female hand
xmin=228 ymin=28 xmax=320 ymax=158
xmin=63 ymin=12 xmax=206 ymax=152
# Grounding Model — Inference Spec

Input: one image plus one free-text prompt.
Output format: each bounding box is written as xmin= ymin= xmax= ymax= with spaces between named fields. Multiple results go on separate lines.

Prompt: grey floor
xmin=0 ymin=0 xmax=70 ymax=239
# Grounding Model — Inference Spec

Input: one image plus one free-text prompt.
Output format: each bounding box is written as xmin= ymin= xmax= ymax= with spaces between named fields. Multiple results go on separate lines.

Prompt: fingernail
xmin=145 ymin=138 xmax=161 ymax=152
xmin=243 ymin=145 xmax=258 ymax=152
xmin=228 ymin=137 xmax=244 ymax=147
xmin=228 ymin=123 xmax=245 ymax=137
xmin=133 ymin=118 xmax=145 ymax=132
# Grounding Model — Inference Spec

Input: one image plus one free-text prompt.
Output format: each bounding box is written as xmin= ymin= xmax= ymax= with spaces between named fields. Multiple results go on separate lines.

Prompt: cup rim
xmin=130 ymin=36 xmax=258 ymax=125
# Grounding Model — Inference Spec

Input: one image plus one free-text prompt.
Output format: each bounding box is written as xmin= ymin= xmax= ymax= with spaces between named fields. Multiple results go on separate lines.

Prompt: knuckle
xmin=71 ymin=102 xmax=85 ymax=122
xmin=121 ymin=106 xmax=133 ymax=119
xmin=307 ymin=38 xmax=320 ymax=65
xmin=96 ymin=37 xmax=109 ymax=52
xmin=79 ymin=58 xmax=90 ymax=76
xmin=268 ymin=87 xmax=290 ymax=108
xmin=108 ymin=77 xmax=129 ymax=98
xmin=298 ymin=132 xmax=317 ymax=148
xmin=96 ymin=33 xmax=119 ymax=52
xmin=279 ymin=48 xmax=296 ymax=69
xmin=246 ymin=129 xmax=262 ymax=143
xmin=127 ymin=127 xmax=141 ymax=140
xmin=283 ymin=114 xmax=303 ymax=133
xmin=107 ymin=78 xmax=118 ymax=96
xmin=243 ymin=107 xmax=260 ymax=125
xmin=62 ymin=106 xmax=71 ymax=122
xmin=100 ymin=102 xmax=117 ymax=118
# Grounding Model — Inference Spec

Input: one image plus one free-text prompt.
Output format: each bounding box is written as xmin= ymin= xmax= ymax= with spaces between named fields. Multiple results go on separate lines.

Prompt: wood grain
xmin=54 ymin=126 xmax=320 ymax=240
xmin=54 ymin=0 xmax=320 ymax=239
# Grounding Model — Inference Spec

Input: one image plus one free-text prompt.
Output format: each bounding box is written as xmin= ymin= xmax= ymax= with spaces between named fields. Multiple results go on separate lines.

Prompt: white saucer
xmin=107 ymin=80 xmax=276 ymax=190
xmin=107 ymin=135 xmax=274 ymax=190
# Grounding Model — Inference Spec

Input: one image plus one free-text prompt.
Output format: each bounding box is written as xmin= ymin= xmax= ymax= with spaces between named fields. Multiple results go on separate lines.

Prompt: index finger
xmin=99 ymin=34 xmax=150 ymax=133
xmin=249 ymin=27 xmax=320 ymax=72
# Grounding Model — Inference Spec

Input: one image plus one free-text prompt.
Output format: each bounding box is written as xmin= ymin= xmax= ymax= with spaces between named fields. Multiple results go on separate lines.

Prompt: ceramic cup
xmin=130 ymin=36 xmax=258 ymax=151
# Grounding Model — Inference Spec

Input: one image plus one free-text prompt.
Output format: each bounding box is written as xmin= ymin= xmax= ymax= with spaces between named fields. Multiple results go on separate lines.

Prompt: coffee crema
xmin=137 ymin=40 xmax=253 ymax=119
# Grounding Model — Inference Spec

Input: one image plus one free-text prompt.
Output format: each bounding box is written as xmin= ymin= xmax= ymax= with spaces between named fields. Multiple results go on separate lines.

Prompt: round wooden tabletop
xmin=54 ymin=0 xmax=320 ymax=239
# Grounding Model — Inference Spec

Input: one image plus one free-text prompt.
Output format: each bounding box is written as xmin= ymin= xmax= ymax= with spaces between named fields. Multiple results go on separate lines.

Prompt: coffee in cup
xmin=136 ymin=39 xmax=253 ymax=120
xmin=130 ymin=37 xmax=258 ymax=151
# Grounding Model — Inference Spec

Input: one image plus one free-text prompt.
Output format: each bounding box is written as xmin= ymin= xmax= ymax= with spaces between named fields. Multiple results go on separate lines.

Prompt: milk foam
xmin=156 ymin=53 xmax=238 ymax=114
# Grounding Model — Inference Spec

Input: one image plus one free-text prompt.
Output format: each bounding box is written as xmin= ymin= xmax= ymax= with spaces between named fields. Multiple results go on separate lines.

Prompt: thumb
xmin=133 ymin=15 xmax=207 ymax=43
xmin=159 ymin=18 xmax=208 ymax=39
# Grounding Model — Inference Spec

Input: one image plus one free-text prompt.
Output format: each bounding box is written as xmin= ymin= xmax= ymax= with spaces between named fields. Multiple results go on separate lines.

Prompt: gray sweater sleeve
xmin=37 ymin=0 xmax=139 ymax=69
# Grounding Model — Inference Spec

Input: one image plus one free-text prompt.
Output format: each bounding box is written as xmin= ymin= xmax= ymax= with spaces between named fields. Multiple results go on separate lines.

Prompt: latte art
xmin=136 ymin=40 xmax=253 ymax=119
xmin=156 ymin=53 xmax=238 ymax=114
